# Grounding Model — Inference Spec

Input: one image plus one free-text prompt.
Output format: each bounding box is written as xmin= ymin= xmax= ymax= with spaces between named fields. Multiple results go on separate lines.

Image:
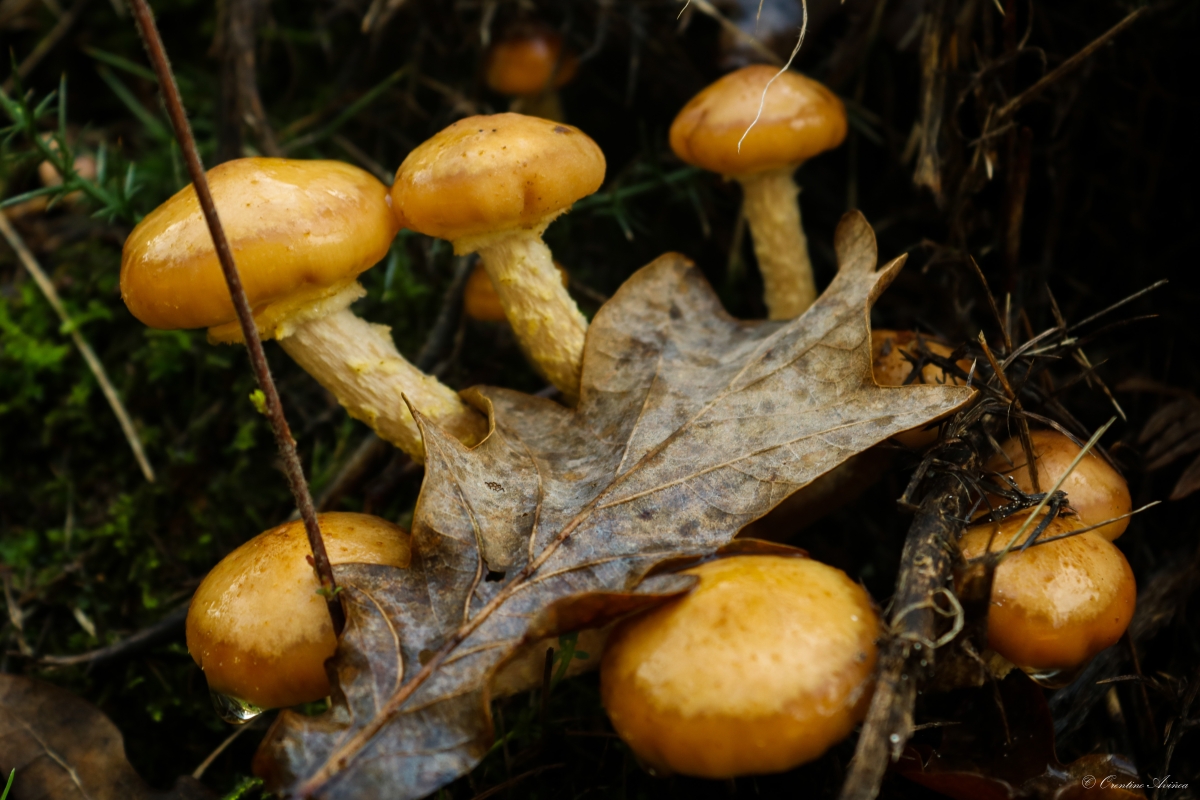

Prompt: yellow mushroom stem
xmin=459 ymin=227 xmax=588 ymax=404
xmin=241 ymin=283 xmax=487 ymax=462
xmin=737 ymin=167 xmax=816 ymax=320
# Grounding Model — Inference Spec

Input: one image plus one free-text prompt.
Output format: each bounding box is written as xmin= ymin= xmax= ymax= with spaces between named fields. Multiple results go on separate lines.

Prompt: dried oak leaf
xmin=254 ymin=212 xmax=975 ymax=799
xmin=1136 ymin=394 xmax=1200 ymax=500
xmin=0 ymin=674 xmax=213 ymax=800
xmin=897 ymin=672 xmax=1144 ymax=800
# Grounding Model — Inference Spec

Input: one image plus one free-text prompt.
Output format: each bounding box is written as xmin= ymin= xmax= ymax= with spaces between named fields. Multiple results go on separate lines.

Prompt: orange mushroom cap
xmin=601 ymin=555 xmax=878 ymax=778
xmin=186 ymin=512 xmax=410 ymax=712
xmin=121 ymin=158 xmax=399 ymax=332
xmin=959 ymin=514 xmax=1136 ymax=671
xmin=391 ymin=113 xmax=605 ymax=244
xmin=669 ymin=65 xmax=847 ymax=177
xmin=986 ymin=429 xmax=1132 ymax=540
xmin=484 ymin=24 xmax=578 ymax=96
xmin=872 ymin=330 xmax=972 ymax=448
xmin=463 ymin=259 xmax=569 ymax=322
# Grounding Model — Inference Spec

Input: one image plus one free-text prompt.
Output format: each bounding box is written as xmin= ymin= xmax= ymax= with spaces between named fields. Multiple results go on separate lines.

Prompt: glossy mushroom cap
xmin=986 ymin=429 xmax=1132 ymax=540
xmin=391 ymin=113 xmax=605 ymax=246
xmin=959 ymin=514 xmax=1135 ymax=671
xmin=121 ymin=158 xmax=399 ymax=333
xmin=484 ymin=23 xmax=578 ymax=96
xmin=601 ymin=555 xmax=878 ymax=778
xmin=669 ymin=65 xmax=847 ymax=177
xmin=187 ymin=512 xmax=410 ymax=712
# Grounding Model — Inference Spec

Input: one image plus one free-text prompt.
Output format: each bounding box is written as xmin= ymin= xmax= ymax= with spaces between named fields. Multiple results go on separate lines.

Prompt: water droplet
xmin=210 ymin=690 xmax=264 ymax=724
xmin=889 ymin=734 xmax=901 ymax=744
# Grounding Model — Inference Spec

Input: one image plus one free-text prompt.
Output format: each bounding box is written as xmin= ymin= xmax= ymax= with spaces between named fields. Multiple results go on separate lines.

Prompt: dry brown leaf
xmin=253 ymin=212 xmax=975 ymax=799
xmin=1136 ymin=394 xmax=1200 ymax=499
xmin=0 ymin=674 xmax=214 ymax=800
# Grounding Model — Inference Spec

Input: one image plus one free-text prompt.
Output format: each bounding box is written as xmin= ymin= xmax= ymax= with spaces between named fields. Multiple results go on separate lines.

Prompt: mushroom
xmin=121 ymin=157 xmax=487 ymax=461
xmin=463 ymin=259 xmax=570 ymax=322
xmin=186 ymin=512 xmax=410 ymax=719
xmin=601 ymin=554 xmax=879 ymax=778
xmin=483 ymin=21 xmax=578 ymax=122
xmin=670 ymin=65 xmax=847 ymax=320
xmin=985 ymin=429 xmax=1132 ymax=540
xmin=38 ymin=139 xmax=97 ymax=206
xmin=958 ymin=513 xmax=1136 ymax=671
xmin=872 ymin=329 xmax=972 ymax=448
xmin=392 ymin=113 xmax=605 ymax=403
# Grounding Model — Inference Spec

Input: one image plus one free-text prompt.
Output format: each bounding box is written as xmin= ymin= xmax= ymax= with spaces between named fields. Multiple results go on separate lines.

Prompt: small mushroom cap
xmin=669 ymin=65 xmax=847 ymax=177
xmin=484 ymin=24 xmax=578 ymax=96
xmin=601 ymin=555 xmax=878 ymax=778
xmin=391 ymin=113 xmax=605 ymax=242
xmin=121 ymin=158 xmax=399 ymax=331
xmin=986 ymin=429 xmax=1132 ymax=540
xmin=959 ymin=515 xmax=1136 ymax=670
xmin=186 ymin=512 xmax=410 ymax=711
xmin=463 ymin=259 xmax=569 ymax=321
xmin=872 ymin=330 xmax=972 ymax=449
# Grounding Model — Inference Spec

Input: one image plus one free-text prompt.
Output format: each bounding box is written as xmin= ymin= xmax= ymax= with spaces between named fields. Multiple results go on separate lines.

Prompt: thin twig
xmin=1021 ymin=502 xmax=1160 ymax=547
xmin=0 ymin=214 xmax=156 ymax=483
xmin=127 ymin=0 xmax=342 ymax=631
xmin=37 ymin=603 xmax=188 ymax=666
xmin=999 ymin=417 xmax=1117 ymax=556
xmin=839 ymin=469 xmax=974 ymax=799
xmin=193 ymin=717 xmax=265 ymax=779
xmin=1068 ymin=279 xmax=1168 ymax=333
xmin=968 ymin=256 xmax=1012 ymax=353
xmin=995 ymin=7 xmax=1147 ymax=120
xmin=977 ymin=332 xmax=1040 ymax=493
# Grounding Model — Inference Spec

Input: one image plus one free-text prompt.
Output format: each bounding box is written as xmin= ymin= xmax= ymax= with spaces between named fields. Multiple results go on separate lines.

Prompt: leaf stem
xmin=126 ymin=0 xmax=342 ymax=631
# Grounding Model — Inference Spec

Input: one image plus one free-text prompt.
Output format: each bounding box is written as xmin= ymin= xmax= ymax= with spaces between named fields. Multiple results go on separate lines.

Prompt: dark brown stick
xmin=127 ymin=0 xmax=342 ymax=631
xmin=839 ymin=469 xmax=973 ymax=800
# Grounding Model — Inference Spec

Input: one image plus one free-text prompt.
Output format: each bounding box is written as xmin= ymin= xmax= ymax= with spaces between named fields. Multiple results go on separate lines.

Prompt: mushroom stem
xmin=468 ymin=228 xmax=588 ymax=404
xmin=278 ymin=307 xmax=487 ymax=462
xmin=509 ymin=91 xmax=565 ymax=122
xmin=737 ymin=167 xmax=816 ymax=320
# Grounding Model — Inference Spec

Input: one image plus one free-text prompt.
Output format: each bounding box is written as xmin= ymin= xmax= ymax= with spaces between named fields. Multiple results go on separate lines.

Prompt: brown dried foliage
xmin=249 ymin=213 xmax=973 ymax=798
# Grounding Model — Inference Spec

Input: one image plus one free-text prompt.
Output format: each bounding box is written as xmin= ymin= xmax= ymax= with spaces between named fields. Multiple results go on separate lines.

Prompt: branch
xmin=839 ymin=462 xmax=976 ymax=799
xmin=996 ymin=7 xmax=1146 ymax=120
xmin=126 ymin=0 xmax=342 ymax=630
xmin=38 ymin=604 xmax=188 ymax=667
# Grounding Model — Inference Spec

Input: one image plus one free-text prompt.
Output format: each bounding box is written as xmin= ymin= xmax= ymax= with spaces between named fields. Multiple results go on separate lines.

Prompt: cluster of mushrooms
xmin=119 ymin=60 xmax=1137 ymax=780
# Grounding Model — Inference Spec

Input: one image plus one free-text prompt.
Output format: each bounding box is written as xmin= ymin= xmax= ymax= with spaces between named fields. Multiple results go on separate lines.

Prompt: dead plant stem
xmin=977 ymin=331 xmax=1040 ymax=493
xmin=839 ymin=470 xmax=972 ymax=800
xmin=126 ymin=0 xmax=342 ymax=630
